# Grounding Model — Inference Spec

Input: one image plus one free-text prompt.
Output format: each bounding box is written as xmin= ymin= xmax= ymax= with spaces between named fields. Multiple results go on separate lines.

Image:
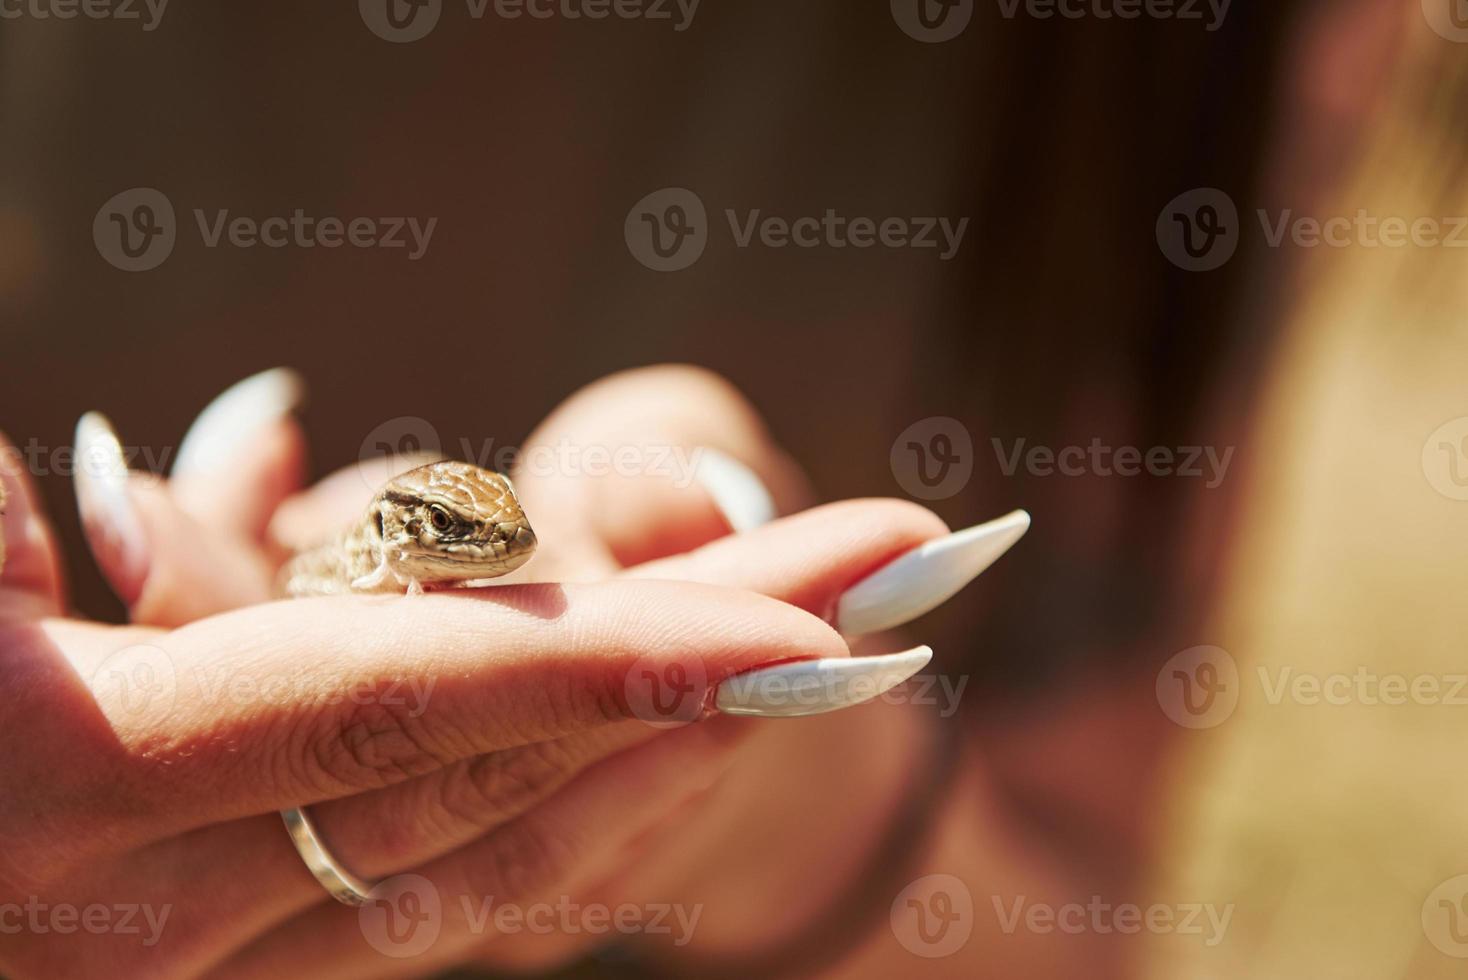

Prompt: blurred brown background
xmin=1 ymin=0 xmax=1308 ymax=693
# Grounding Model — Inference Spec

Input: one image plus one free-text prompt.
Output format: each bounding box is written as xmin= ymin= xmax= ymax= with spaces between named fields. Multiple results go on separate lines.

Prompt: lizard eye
xmin=428 ymin=505 xmax=453 ymax=533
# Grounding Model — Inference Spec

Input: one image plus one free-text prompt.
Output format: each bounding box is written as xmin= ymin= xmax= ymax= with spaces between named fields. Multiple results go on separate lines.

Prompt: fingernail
xmin=714 ymin=646 xmax=933 ymax=718
xmin=835 ymin=510 xmax=1031 ymax=636
xmin=693 ymin=447 xmax=776 ymax=533
xmin=75 ymin=411 xmax=150 ymax=603
xmin=173 ymin=367 xmax=304 ymax=478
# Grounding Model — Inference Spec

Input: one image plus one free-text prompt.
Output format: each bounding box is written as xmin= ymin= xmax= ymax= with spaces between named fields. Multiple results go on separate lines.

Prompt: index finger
xmin=22 ymin=579 xmax=864 ymax=854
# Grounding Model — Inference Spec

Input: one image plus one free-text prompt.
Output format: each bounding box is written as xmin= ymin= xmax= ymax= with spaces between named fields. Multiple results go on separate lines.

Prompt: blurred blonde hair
xmin=1143 ymin=12 xmax=1468 ymax=979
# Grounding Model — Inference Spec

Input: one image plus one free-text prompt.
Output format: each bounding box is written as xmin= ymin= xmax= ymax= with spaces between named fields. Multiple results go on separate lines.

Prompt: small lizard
xmin=276 ymin=460 xmax=537 ymax=598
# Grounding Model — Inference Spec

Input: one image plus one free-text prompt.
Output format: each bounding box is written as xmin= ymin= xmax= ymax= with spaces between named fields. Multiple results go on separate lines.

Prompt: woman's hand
xmin=0 ymin=426 xmax=976 ymax=978
xmin=41 ymin=366 xmax=1025 ymax=976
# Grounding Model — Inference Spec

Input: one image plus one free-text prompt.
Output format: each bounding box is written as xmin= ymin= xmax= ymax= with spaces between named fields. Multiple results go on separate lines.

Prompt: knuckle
xmin=506 ymin=670 xmax=620 ymax=740
xmin=296 ymin=698 xmax=452 ymax=794
xmin=446 ymin=741 xmax=580 ymax=827
xmin=465 ymin=817 xmax=579 ymax=901
xmin=551 ymin=669 xmax=625 ymax=732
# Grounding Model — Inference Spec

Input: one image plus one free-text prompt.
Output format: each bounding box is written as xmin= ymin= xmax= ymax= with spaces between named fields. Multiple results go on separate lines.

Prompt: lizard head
xmin=371 ymin=461 xmax=537 ymax=585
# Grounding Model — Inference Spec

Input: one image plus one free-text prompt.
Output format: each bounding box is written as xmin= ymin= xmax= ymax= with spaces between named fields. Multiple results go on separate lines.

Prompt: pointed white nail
xmin=173 ymin=367 xmax=304 ymax=478
xmin=693 ymin=447 xmax=776 ymax=533
xmin=835 ymin=510 xmax=1031 ymax=636
xmin=75 ymin=412 xmax=150 ymax=600
xmin=714 ymin=646 xmax=933 ymax=718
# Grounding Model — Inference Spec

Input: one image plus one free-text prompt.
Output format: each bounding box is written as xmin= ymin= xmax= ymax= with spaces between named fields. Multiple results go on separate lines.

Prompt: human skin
xmin=1 ymin=366 xmax=987 ymax=977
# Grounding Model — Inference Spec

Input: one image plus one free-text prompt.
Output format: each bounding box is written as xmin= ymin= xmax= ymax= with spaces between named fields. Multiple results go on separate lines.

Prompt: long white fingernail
xmin=693 ymin=447 xmax=776 ymax=533
xmin=714 ymin=646 xmax=933 ymax=717
xmin=835 ymin=510 xmax=1031 ymax=636
xmin=173 ymin=367 xmax=304 ymax=478
xmin=75 ymin=411 xmax=150 ymax=601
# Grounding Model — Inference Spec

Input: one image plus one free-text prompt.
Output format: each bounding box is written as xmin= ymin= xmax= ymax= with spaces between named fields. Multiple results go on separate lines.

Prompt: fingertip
xmin=173 ymin=367 xmax=305 ymax=480
xmin=74 ymin=411 xmax=150 ymax=606
xmin=174 ymin=414 xmax=309 ymax=542
xmin=692 ymin=446 xmax=777 ymax=533
xmin=0 ymin=428 xmax=65 ymax=612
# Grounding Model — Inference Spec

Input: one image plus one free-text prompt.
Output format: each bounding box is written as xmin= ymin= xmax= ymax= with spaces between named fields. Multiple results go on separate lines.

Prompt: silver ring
xmin=280 ymin=806 xmax=377 ymax=906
